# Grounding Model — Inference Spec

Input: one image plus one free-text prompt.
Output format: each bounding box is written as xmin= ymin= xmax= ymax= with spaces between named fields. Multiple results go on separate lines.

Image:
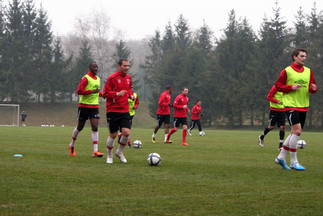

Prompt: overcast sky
xmin=28 ymin=0 xmax=323 ymax=40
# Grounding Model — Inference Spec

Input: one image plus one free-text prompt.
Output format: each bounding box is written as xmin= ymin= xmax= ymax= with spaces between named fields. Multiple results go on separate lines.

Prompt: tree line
xmin=0 ymin=0 xmax=322 ymax=127
xmin=0 ymin=0 xmax=135 ymax=103
xmin=143 ymin=2 xmax=323 ymax=127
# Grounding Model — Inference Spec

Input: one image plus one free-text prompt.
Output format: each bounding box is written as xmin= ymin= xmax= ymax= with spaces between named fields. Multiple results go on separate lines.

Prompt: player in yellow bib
xmin=258 ymin=85 xmax=286 ymax=150
xmin=68 ymin=62 xmax=105 ymax=158
xmin=274 ymin=49 xmax=317 ymax=171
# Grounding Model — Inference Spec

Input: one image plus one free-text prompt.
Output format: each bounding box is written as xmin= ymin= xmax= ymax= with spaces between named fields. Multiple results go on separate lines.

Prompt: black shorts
xmin=157 ymin=114 xmax=170 ymax=127
xmin=78 ymin=107 xmax=100 ymax=122
xmin=269 ymin=110 xmax=286 ymax=127
xmin=106 ymin=112 xmax=131 ymax=133
xmin=173 ymin=117 xmax=187 ymax=128
xmin=286 ymin=110 xmax=307 ymax=129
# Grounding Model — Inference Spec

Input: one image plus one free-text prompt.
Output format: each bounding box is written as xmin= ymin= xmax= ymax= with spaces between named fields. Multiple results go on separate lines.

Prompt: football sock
xmin=164 ymin=134 xmax=168 ymax=141
xmin=106 ymin=137 xmax=115 ymax=158
xmin=261 ymin=128 xmax=270 ymax=139
xmin=182 ymin=130 xmax=187 ymax=143
xmin=277 ymin=134 xmax=291 ymax=160
xmin=289 ymin=134 xmax=299 ymax=164
xmin=153 ymin=133 xmax=156 ymax=138
xmin=167 ymin=128 xmax=176 ymax=140
xmin=279 ymin=141 xmax=283 ymax=148
xmin=117 ymin=140 xmax=126 ymax=153
xmin=92 ymin=131 xmax=99 ymax=152
xmin=119 ymin=135 xmax=128 ymax=146
xmin=279 ymin=130 xmax=285 ymax=140
xmin=128 ymin=136 xmax=131 ymax=145
xmin=70 ymin=128 xmax=80 ymax=147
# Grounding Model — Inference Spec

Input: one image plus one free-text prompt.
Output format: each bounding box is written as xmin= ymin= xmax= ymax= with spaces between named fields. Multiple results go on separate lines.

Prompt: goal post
xmin=0 ymin=104 xmax=20 ymax=126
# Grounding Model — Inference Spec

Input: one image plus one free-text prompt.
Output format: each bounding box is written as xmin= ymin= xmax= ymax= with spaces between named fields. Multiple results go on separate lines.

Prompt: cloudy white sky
xmin=27 ymin=0 xmax=323 ymax=40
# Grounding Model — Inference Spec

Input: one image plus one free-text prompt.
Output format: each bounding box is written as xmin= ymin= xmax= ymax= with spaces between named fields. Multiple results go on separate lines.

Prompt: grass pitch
xmin=0 ymin=126 xmax=322 ymax=215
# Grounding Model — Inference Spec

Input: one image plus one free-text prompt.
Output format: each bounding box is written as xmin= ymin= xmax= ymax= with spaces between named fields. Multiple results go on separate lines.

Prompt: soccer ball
xmin=133 ymin=140 xmax=142 ymax=148
xmin=199 ymin=131 xmax=205 ymax=136
xmin=147 ymin=153 xmax=161 ymax=166
xmin=297 ymin=140 xmax=306 ymax=149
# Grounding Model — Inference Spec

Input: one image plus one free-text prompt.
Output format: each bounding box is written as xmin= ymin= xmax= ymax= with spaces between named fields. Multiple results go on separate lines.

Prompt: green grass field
xmin=0 ymin=127 xmax=322 ymax=215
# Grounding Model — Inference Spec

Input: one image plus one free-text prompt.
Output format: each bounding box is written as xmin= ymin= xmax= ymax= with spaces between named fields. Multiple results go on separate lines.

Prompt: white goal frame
xmin=0 ymin=104 xmax=20 ymax=126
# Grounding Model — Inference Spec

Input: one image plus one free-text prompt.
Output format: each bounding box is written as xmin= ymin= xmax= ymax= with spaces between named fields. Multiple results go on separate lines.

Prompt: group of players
xmin=258 ymin=48 xmax=317 ymax=171
xmin=68 ymin=59 xmax=204 ymax=164
xmin=68 ymin=48 xmax=317 ymax=170
xmin=152 ymin=85 xmax=204 ymax=146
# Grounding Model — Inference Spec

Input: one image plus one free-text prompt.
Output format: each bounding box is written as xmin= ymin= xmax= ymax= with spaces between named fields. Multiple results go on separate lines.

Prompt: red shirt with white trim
xmin=173 ymin=94 xmax=189 ymax=118
xmin=103 ymin=70 xmax=133 ymax=113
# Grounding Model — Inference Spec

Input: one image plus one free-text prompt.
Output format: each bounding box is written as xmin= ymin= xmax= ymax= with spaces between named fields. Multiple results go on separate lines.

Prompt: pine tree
xmin=5 ymin=0 xmax=29 ymax=102
xmin=33 ymin=5 xmax=53 ymax=102
xmin=0 ymin=0 xmax=7 ymax=100
xmin=71 ymin=40 xmax=93 ymax=101
xmin=292 ymin=7 xmax=309 ymax=48
xmin=253 ymin=1 xmax=289 ymax=125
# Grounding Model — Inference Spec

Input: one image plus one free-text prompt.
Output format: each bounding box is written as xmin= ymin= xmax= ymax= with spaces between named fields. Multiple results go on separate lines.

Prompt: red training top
xmin=77 ymin=71 xmax=102 ymax=108
xmin=157 ymin=90 xmax=171 ymax=115
xmin=275 ymin=62 xmax=317 ymax=112
xmin=173 ymin=94 xmax=189 ymax=118
xmin=103 ymin=70 xmax=133 ymax=113
xmin=191 ymin=104 xmax=201 ymax=120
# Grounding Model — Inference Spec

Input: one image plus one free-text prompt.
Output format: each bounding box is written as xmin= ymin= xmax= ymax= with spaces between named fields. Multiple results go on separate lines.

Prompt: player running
xmin=274 ymin=48 xmax=317 ymax=171
xmin=152 ymin=85 xmax=173 ymax=143
xmin=103 ymin=59 xmax=134 ymax=164
xmin=258 ymin=85 xmax=285 ymax=150
xmin=165 ymin=87 xmax=190 ymax=146
xmin=68 ymin=61 xmax=104 ymax=158
xmin=188 ymin=100 xmax=204 ymax=136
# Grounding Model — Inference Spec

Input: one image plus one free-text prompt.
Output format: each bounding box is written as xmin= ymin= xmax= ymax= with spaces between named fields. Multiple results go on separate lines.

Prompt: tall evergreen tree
xmin=292 ymin=7 xmax=309 ymax=48
xmin=71 ymin=40 xmax=93 ymax=100
xmin=5 ymin=0 xmax=29 ymax=102
xmin=33 ymin=5 xmax=52 ymax=102
xmin=306 ymin=3 xmax=323 ymax=126
xmin=252 ymin=1 xmax=289 ymax=125
xmin=49 ymin=37 xmax=67 ymax=102
xmin=216 ymin=11 xmax=257 ymax=126
xmin=0 ymin=0 xmax=7 ymax=100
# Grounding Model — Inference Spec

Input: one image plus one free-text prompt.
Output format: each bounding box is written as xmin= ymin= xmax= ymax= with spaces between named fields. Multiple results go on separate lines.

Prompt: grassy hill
xmin=14 ymin=102 xmax=156 ymax=128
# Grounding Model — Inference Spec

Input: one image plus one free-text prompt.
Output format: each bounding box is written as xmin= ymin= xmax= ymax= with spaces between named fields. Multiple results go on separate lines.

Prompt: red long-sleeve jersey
xmin=157 ymin=90 xmax=171 ymax=115
xmin=275 ymin=62 xmax=317 ymax=111
xmin=77 ymin=71 xmax=102 ymax=108
xmin=173 ymin=94 xmax=189 ymax=118
xmin=103 ymin=71 xmax=133 ymax=113
xmin=191 ymin=104 xmax=201 ymax=120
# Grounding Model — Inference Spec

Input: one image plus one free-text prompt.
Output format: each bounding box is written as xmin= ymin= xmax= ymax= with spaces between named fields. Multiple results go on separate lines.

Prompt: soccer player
xmin=152 ymin=85 xmax=173 ymax=143
xmin=119 ymin=92 xmax=139 ymax=147
xmin=274 ymin=48 xmax=317 ymax=171
xmin=103 ymin=59 xmax=134 ymax=164
xmin=188 ymin=100 xmax=204 ymax=136
xmin=258 ymin=85 xmax=285 ymax=150
xmin=165 ymin=87 xmax=190 ymax=146
xmin=68 ymin=61 xmax=104 ymax=158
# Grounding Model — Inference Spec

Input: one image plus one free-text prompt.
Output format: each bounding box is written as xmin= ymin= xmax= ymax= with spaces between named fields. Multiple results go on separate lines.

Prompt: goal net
xmin=0 ymin=104 xmax=20 ymax=126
